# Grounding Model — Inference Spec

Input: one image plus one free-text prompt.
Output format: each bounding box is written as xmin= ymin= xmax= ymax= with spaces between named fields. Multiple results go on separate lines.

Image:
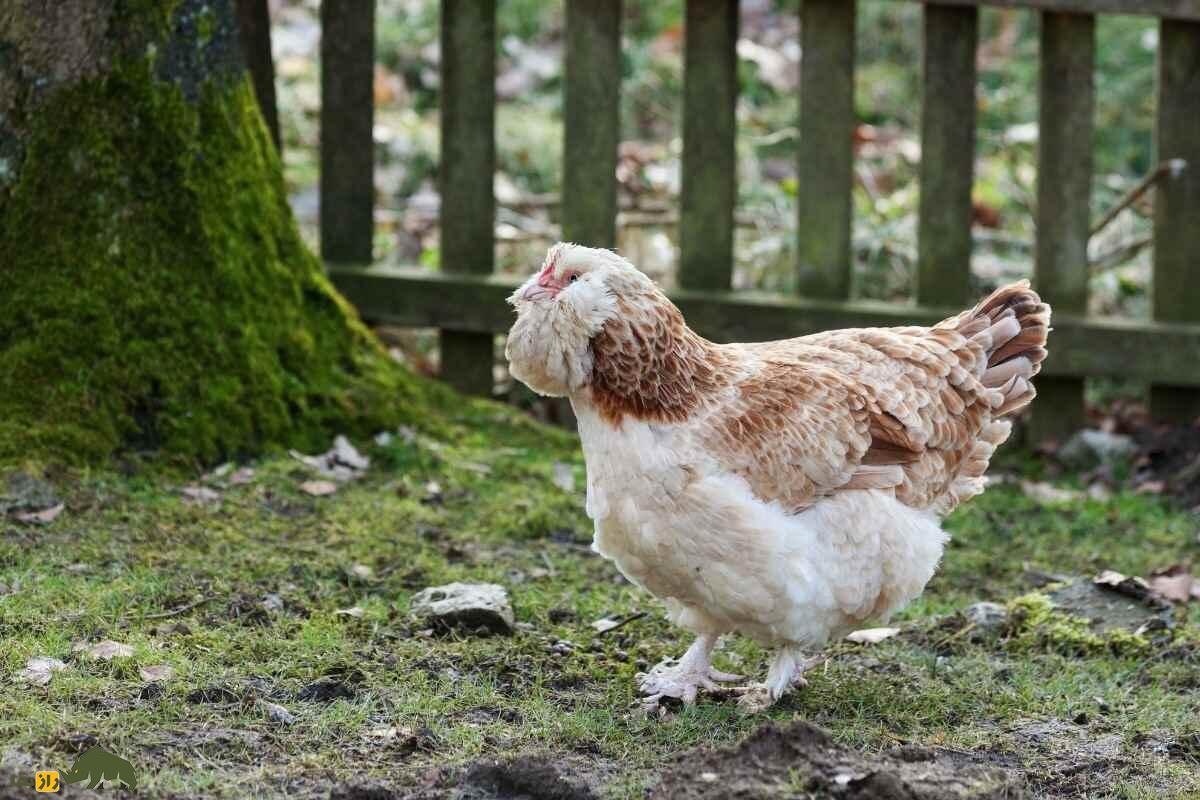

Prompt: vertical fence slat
xmin=797 ymin=0 xmax=856 ymax=300
xmin=1150 ymin=19 xmax=1200 ymax=423
xmin=563 ymin=0 xmax=621 ymax=248
xmin=237 ymin=0 xmax=281 ymax=151
xmin=680 ymin=0 xmax=738 ymax=290
xmin=917 ymin=4 xmax=977 ymax=307
xmin=1032 ymin=11 xmax=1094 ymax=444
xmin=439 ymin=0 xmax=496 ymax=396
xmin=320 ymin=0 xmax=375 ymax=263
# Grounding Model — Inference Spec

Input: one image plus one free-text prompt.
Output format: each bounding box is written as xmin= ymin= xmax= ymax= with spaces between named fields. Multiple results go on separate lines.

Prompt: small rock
xmin=19 ymin=656 xmax=66 ymax=686
xmin=332 ymin=435 xmax=370 ymax=471
xmin=410 ymin=582 xmax=515 ymax=635
xmin=1049 ymin=575 xmax=1173 ymax=636
xmin=1 ymin=472 xmax=59 ymax=516
xmin=1058 ymin=429 xmax=1136 ymax=470
xmin=139 ymin=664 xmax=174 ymax=682
xmin=84 ymin=640 xmax=134 ymax=661
xmin=962 ymin=601 xmax=1009 ymax=639
xmin=260 ymin=700 xmax=296 ymax=725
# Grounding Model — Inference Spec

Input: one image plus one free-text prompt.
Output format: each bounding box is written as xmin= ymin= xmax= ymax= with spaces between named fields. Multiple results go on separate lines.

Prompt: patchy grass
xmin=1 ymin=413 xmax=1198 ymax=798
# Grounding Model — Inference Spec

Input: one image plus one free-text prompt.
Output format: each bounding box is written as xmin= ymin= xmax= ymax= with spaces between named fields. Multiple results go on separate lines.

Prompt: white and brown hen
xmin=506 ymin=243 xmax=1049 ymax=711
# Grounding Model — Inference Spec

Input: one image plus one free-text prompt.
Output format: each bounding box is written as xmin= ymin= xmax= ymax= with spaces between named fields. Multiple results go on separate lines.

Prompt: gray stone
xmin=963 ymin=601 xmax=1009 ymax=638
xmin=410 ymin=582 xmax=515 ymax=635
xmin=1048 ymin=576 xmax=1173 ymax=636
xmin=1057 ymin=430 xmax=1136 ymax=470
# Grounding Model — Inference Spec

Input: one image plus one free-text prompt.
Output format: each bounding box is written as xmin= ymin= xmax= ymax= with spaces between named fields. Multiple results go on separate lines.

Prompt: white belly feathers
xmin=575 ymin=402 xmax=949 ymax=648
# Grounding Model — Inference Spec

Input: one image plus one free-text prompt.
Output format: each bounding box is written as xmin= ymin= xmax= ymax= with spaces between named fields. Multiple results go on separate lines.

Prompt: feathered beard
xmin=505 ymin=280 xmax=615 ymax=397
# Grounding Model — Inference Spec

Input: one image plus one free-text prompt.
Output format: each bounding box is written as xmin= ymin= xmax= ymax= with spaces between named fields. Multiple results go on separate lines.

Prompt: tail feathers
xmin=944 ymin=280 xmax=1051 ymax=418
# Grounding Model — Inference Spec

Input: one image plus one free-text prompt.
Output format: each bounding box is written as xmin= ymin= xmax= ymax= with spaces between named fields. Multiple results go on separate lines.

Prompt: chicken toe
xmin=636 ymin=634 xmax=740 ymax=711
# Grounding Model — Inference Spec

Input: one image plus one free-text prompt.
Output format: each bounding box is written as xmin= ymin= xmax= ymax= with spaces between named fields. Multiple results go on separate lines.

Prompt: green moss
xmin=1006 ymin=592 xmax=1151 ymax=657
xmin=0 ymin=45 xmax=438 ymax=466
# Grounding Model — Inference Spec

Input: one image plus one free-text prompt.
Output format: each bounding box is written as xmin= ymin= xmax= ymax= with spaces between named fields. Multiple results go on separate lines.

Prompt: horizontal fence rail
xmin=329 ymin=265 xmax=1200 ymax=389
xmin=233 ymin=0 xmax=1200 ymax=434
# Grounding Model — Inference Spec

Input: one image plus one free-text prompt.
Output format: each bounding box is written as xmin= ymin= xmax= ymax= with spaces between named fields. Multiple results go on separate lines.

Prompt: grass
xmin=1 ymin=409 xmax=1198 ymax=798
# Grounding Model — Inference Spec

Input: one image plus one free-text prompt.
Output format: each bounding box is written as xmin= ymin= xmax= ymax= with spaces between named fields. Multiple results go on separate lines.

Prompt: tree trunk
xmin=0 ymin=0 xmax=423 ymax=464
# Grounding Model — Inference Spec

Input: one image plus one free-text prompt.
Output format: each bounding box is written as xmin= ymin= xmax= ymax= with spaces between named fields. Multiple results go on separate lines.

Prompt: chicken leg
xmin=637 ymin=633 xmax=741 ymax=711
xmin=734 ymin=647 xmax=826 ymax=713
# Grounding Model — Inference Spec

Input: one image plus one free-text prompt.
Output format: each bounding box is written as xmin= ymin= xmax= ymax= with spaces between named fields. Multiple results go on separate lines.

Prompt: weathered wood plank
xmin=329 ymin=265 xmax=1200 ymax=387
xmin=899 ymin=0 xmax=1200 ymax=22
xmin=439 ymin=0 xmax=496 ymax=395
xmin=563 ymin=0 xmax=621 ymax=248
xmin=1032 ymin=11 xmax=1094 ymax=443
xmin=320 ymin=0 xmax=375 ymax=264
xmin=680 ymin=0 xmax=738 ymax=290
xmin=1150 ymin=19 xmax=1200 ymax=422
xmin=797 ymin=0 xmax=856 ymax=300
xmin=236 ymin=0 xmax=281 ymax=151
xmin=917 ymin=3 xmax=978 ymax=307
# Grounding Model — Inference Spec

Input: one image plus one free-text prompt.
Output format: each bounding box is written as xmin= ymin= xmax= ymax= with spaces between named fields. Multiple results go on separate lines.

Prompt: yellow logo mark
xmin=35 ymin=770 xmax=61 ymax=792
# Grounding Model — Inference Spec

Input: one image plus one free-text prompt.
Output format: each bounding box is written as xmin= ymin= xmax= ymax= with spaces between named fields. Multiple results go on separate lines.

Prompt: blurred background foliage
xmin=271 ymin=0 xmax=1159 ymax=321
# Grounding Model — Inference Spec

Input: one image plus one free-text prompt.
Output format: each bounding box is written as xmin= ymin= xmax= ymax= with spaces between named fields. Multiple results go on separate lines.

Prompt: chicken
xmin=506 ymin=243 xmax=1050 ymax=711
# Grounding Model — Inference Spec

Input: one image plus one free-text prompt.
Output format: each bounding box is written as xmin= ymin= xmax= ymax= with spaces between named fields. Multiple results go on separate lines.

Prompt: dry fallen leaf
xmin=1135 ymin=480 xmax=1166 ymax=495
xmin=1093 ymin=569 xmax=1130 ymax=587
xmin=1148 ymin=565 xmax=1195 ymax=604
xmin=335 ymin=606 xmax=365 ymax=618
xmin=300 ymin=480 xmax=338 ymax=497
xmin=1020 ymin=481 xmax=1082 ymax=505
xmin=591 ymin=617 xmax=621 ymax=634
xmin=1093 ymin=570 xmax=1153 ymax=601
xmin=181 ymin=485 xmax=221 ymax=505
xmin=366 ymin=724 xmax=414 ymax=741
xmin=229 ymin=467 xmax=256 ymax=485
xmin=349 ymin=564 xmax=373 ymax=580
xmin=86 ymin=640 xmax=134 ymax=661
xmin=14 ymin=503 xmax=64 ymax=525
xmin=846 ymin=627 xmax=901 ymax=645
xmin=139 ymin=664 xmax=175 ymax=682
xmin=19 ymin=656 xmax=66 ymax=686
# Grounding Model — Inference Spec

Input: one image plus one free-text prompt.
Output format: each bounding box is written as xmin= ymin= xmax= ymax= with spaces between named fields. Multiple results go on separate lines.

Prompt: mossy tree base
xmin=0 ymin=0 xmax=430 ymax=465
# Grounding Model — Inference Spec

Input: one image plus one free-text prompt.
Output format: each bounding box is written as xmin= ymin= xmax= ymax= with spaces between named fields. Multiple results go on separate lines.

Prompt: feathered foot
xmin=733 ymin=648 xmax=825 ymax=713
xmin=637 ymin=634 xmax=741 ymax=712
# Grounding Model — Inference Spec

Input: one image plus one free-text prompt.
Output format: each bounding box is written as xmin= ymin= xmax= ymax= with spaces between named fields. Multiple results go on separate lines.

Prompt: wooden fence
xmin=239 ymin=0 xmax=1200 ymax=440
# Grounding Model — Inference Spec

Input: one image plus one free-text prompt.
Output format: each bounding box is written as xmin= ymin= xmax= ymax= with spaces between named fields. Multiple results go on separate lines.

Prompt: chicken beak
xmin=521 ymin=284 xmax=553 ymax=302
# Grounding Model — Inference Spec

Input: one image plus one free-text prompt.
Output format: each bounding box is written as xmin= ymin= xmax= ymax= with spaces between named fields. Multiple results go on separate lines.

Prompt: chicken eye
xmin=568 ymin=273 xmax=579 ymax=283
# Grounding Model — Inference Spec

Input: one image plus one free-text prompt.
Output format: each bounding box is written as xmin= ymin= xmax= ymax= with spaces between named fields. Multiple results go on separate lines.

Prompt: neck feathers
xmin=587 ymin=295 xmax=731 ymax=425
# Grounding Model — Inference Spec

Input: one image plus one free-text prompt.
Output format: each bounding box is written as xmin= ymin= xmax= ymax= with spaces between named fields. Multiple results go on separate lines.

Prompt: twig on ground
xmin=595 ymin=611 xmax=647 ymax=637
xmin=142 ymin=596 xmax=217 ymax=620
